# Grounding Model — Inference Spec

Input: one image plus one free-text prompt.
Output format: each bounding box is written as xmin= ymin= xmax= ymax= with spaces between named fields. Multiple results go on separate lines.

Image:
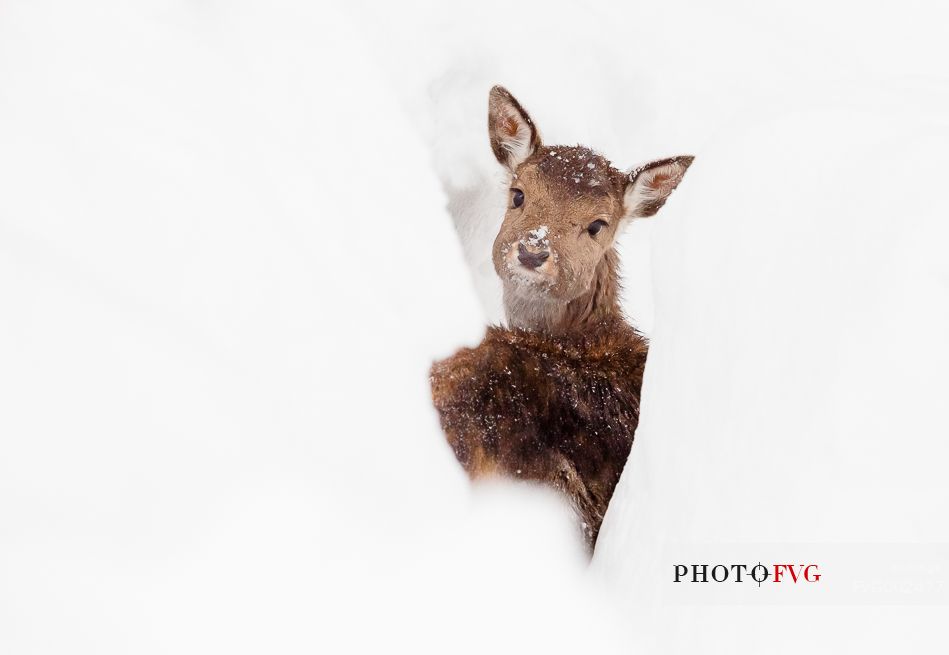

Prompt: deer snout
xmin=517 ymin=243 xmax=550 ymax=269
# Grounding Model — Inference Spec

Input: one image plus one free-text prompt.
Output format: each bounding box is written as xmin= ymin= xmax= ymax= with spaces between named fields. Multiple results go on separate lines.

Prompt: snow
xmin=2 ymin=0 xmax=949 ymax=653
xmin=0 ymin=2 xmax=620 ymax=653
xmin=526 ymin=225 xmax=549 ymax=247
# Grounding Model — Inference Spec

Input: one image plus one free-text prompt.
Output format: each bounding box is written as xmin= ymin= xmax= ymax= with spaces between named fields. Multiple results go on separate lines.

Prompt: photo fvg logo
xmin=674 ymin=563 xmax=821 ymax=587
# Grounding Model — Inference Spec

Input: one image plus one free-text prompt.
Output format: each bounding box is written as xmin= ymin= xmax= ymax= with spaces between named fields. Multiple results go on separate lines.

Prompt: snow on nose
xmin=525 ymin=225 xmax=549 ymax=248
xmin=516 ymin=225 xmax=552 ymax=269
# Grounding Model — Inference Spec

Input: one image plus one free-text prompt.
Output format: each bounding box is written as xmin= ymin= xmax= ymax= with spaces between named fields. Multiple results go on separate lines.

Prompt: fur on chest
xmin=431 ymin=322 xmax=648 ymax=470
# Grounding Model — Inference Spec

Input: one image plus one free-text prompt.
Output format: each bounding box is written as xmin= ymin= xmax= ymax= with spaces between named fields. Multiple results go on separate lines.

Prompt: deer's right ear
xmin=488 ymin=86 xmax=541 ymax=173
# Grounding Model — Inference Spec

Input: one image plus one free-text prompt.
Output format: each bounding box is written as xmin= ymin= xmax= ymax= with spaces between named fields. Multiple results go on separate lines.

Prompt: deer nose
xmin=517 ymin=243 xmax=550 ymax=269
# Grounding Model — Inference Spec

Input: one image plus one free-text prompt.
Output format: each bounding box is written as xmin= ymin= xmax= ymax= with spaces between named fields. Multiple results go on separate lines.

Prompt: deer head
xmin=488 ymin=86 xmax=693 ymax=334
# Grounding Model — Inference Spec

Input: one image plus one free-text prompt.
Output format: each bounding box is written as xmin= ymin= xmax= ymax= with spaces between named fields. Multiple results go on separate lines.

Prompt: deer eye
xmin=511 ymin=188 xmax=524 ymax=208
xmin=587 ymin=219 xmax=608 ymax=236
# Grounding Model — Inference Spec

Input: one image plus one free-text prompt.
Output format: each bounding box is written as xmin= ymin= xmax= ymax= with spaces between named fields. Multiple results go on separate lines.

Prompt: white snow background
xmin=2 ymin=0 xmax=948 ymax=653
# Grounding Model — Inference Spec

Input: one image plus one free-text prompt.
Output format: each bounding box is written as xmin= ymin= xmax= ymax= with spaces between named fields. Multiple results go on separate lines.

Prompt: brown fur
xmin=431 ymin=318 xmax=648 ymax=545
xmin=431 ymin=86 xmax=692 ymax=550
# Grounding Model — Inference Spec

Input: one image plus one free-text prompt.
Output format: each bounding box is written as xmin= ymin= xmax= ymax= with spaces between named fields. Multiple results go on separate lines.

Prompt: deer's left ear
xmin=488 ymin=85 xmax=542 ymax=172
xmin=623 ymin=156 xmax=694 ymax=219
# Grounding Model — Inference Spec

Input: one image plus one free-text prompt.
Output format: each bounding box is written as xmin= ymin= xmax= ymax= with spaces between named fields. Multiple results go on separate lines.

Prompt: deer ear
xmin=488 ymin=85 xmax=542 ymax=172
xmin=623 ymin=156 xmax=694 ymax=219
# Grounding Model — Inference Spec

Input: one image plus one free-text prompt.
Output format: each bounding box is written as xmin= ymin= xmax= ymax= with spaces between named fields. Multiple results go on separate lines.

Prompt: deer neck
xmin=503 ymin=249 xmax=623 ymax=335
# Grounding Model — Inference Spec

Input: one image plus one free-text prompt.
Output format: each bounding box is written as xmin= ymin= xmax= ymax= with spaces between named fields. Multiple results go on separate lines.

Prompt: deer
xmin=430 ymin=86 xmax=693 ymax=550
